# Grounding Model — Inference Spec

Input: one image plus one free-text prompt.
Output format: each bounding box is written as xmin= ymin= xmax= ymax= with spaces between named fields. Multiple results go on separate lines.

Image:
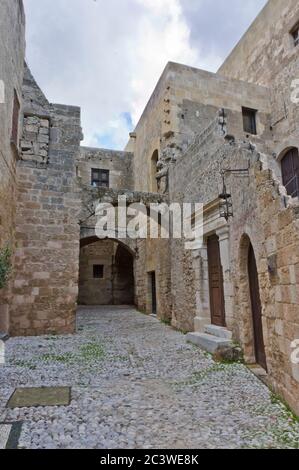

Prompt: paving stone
xmin=0 ymin=424 xmax=12 ymax=449
xmin=0 ymin=306 xmax=298 ymax=449
xmin=7 ymin=387 xmax=71 ymax=409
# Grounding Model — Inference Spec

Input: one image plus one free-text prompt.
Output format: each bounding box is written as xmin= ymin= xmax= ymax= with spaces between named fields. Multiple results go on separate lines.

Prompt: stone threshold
xmin=247 ymin=364 xmax=270 ymax=387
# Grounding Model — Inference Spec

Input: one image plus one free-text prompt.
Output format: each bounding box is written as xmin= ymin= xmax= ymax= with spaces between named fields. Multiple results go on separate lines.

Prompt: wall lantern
xmin=219 ymin=167 xmax=250 ymax=221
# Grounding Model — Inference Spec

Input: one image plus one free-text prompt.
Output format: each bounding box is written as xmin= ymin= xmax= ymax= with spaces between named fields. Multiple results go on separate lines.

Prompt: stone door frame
xmin=192 ymin=199 xmax=233 ymax=333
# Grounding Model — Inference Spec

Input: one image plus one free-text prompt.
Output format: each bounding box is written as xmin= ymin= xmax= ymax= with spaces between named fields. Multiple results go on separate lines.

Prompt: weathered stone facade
xmin=0 ymin=0 xmax=299 ymax=415
xmin=9 ymin=66 xmax=82 ymax=336
xmin=0 ymin=0 xmax=25 ymax=333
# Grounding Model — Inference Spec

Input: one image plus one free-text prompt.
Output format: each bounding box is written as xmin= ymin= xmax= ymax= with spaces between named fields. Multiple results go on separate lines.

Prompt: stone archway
xmin=239 ymin=234 xmax=267 ymax=367
xmin=78 ymin=236 xmax=135 ymax=306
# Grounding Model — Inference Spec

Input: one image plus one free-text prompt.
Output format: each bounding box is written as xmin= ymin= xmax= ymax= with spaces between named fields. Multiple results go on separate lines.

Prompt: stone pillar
xmin=216 ymin=227 xmax=234 ymax=330
xmin=193 ymin=244 xmax=211 ymax=332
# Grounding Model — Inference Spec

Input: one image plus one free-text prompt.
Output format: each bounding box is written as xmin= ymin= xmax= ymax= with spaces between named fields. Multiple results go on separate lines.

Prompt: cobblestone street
xmin=0 ymin=306 xmax=299 ymax=449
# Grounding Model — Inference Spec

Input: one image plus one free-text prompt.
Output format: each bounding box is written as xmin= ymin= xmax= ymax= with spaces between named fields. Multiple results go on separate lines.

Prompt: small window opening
xmin=91 ymin=169 xmax=110 ymax=188
xmin=93 ymin=265 xmax=104 ymax=279
xmin=11 ymin=90 xmax=20 ymax=147
xmin=291 ymin=23 xmax=299 ymax=47
xmin=242 ymin=107 xmax=257 ymax=135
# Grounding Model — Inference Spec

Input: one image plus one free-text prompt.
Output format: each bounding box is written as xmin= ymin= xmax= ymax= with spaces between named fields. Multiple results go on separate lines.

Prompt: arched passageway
xmin=78 ymin=237 xmax=134 ymax=306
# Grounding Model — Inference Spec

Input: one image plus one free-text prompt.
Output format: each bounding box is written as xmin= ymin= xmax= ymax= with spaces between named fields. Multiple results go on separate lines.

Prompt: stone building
xmin=0 ymin=0 xmax=25 ymax=335
xmin=0 ymin=0 xmax=299 ymax=414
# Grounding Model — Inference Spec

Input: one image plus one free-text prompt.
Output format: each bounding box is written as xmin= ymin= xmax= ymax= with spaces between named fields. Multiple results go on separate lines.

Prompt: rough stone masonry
xmin=0 ymin=0 xmax=299 ymax=418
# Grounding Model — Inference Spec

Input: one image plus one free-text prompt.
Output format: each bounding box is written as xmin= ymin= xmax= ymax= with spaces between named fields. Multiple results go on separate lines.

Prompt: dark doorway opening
xmin=207 ymin=234 xmax=226 ymax=327
xmin=149 ymin=271 xmax=157 ymax=315
xmin=248 ymin=243 xmax=267 ymax=371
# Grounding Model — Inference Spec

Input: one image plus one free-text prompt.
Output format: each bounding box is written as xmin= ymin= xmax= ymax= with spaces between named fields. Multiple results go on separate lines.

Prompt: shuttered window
xmin=281 ymin=148 xmax=299 ymax=198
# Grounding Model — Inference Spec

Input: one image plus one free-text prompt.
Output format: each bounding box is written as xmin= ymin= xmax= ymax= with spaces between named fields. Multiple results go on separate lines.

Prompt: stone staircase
xmin=187 ymin=325 xmax=233 ymax=354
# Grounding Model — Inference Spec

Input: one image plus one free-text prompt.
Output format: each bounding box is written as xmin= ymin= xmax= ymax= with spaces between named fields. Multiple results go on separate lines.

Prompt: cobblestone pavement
xmin=0 ymin=306 xmax=299 ymax=449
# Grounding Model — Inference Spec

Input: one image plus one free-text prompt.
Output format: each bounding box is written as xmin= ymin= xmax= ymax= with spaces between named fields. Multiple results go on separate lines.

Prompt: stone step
xmin=204 ymin=325 xmax=232 ymax=340
xmin=186 ymin=332 xmax=232 ymax=354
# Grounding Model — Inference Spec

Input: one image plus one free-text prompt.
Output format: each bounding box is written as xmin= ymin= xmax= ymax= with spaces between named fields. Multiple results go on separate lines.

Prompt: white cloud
xmin=128 ymin=0 xmax=204 ymax=123
xmin=23 ymin=0 xmax=264 ymax=149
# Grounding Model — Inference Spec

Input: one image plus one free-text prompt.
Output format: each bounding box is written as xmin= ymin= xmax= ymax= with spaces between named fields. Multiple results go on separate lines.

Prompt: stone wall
xmin=213 ymin=0 xmax=299 ymax=414
xmin=9 ymin=66 xmax=82 ymax=336
xmin=126 ymin=62 xmax=271 ymax=194
xmin=135 ymin=238 xmax=172 ymax=322
xmin=218 ymin=0 xmax=299 ymax=87
xmin=0 ymin=0 xmax=25 ymax=333
xmin=169 ymin=120 xmax=299 ymax=414
xmin=78 ymin=147 xmax=133 ymax=190
xmin=126 ymin=62 xmax=271 ymax=328
xmin=219 ymin=0 xmax=299 ymax=172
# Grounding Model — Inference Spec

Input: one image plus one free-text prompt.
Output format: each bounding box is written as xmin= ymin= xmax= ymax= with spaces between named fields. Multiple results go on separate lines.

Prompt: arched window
xmin=281 ymin=148 xmax=299 ymax=198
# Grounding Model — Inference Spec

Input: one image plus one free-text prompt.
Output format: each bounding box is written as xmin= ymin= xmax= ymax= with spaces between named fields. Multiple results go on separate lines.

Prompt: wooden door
xmin=248 ymin=244 xmax=267 ymax=371
xmin=207 ymin=235 xmax=226 ymax=327
xmin=281 ymin=148 xmax=299 ymax=198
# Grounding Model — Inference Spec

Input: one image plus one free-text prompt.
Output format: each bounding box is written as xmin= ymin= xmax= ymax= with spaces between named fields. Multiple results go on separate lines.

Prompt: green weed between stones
xmin=243 ymin=393 xmax=299 ymax=449
xmin=0 ymin=246 xmax=12 ymax=290
xmin=270 ymin=392 xmax=299 ymax=425
xmin=41 ymin=352 xmax=76 ymax=364
xmin=174 ymin=362 xmax=239 ymax=387
xmin=12 ymin=359 xmax=37 ymax=370
xmin=80 ymin=342 xmax=105 ymax=361
xmin=41 ymin=342 xmax=105 ymax=364
xmin=12 ymin=341 xmax=106 ymax=368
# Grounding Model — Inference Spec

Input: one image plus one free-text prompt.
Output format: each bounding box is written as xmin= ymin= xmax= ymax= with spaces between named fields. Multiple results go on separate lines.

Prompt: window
xmin=11 ymin=90 xmax=20 ymax=147
xmin=281 ymin=148 xmax=299 ymax=198
xmin=291 ymin=24 xmax=299 ymax=47
xmin=91 ymin=169 xmax=109 ymax=188
xmin=93 ymin=265 xmax=104 ymax=279
xmin=151 ymin=150 xmax=159 ymax=192
xmin=242 ymin=107 xmax=257 ymax=135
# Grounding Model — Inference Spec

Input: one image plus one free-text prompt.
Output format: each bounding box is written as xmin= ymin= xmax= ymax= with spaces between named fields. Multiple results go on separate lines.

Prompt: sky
xmin=24 ymin=0 xmax=267 ymax=150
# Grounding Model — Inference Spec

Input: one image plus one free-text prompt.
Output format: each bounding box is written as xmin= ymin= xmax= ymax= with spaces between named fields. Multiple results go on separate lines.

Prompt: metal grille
xmin=91 ymin=169 xmax=110 ymax=188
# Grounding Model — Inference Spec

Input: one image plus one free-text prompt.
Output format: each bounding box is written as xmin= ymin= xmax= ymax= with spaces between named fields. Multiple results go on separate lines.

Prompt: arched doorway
xmin=247 ymin=243 xmax=267 ymax=370
xmin=78 ymin=237 xmax=134 ymax=306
